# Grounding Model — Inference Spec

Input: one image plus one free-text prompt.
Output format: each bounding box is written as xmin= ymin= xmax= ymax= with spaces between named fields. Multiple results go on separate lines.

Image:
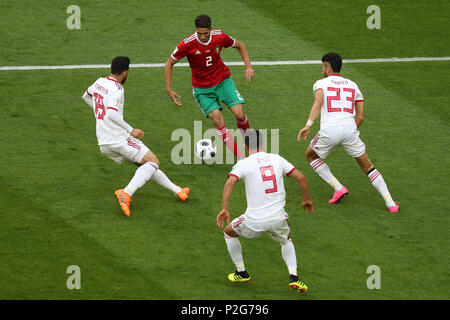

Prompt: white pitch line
xmin=0 ymin=57 xmax=449 ymax=71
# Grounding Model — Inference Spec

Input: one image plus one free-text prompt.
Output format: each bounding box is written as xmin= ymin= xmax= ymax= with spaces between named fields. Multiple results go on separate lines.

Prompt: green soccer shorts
xmin=192 ymin=77 xmax=245 ymax=118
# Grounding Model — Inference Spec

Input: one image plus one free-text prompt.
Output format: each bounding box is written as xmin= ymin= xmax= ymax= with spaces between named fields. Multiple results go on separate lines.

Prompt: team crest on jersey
xmin=215 ymin=46 xmax=221 ymax=53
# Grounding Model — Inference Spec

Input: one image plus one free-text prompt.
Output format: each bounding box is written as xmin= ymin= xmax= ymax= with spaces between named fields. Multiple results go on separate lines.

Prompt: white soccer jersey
xmin=85 ymin=77 xmax=131 ymax=145
xmin=229 ymin=151 xmax=296 ymax=222
xmin=313 ymin=74 xmax=364 ymax=129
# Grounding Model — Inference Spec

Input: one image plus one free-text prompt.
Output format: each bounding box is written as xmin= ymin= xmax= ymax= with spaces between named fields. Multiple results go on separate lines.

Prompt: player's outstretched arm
xmin=164 ymin=57 xmax=182 ymax=106
xmin=234 ymin=40 xmax=254 ymax=82
xmin=288 ymin=169 xmax=314 ymax=214
xmin=217 ymin=175 xmax=238 ymax=228
xmin=355 ymin=101 xmax=364 ymax=128
xmin=297 ymin=89 xmax=324 ymax=142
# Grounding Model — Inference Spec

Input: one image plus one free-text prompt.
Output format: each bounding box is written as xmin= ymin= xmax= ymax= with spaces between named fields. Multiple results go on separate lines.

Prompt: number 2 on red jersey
xmin=326 ymin=87 xmax=355 ymax=114
xmin=260 ymin=165 xmax=278 ymax=194
xmin=93 ymin=92 xmax=105 ymax=120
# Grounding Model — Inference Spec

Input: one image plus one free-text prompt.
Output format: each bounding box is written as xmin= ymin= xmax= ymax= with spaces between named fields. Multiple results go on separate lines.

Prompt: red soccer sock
xmin=236 ymin=115 xmax=250 ymax=134
xmin=216 ymin=125 xmax=245 ymax=158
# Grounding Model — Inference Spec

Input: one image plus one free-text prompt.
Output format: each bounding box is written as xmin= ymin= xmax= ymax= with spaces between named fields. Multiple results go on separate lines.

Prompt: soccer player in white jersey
xmin=82 ymin=56 xmax=190 ymax=216
xmin=216 ymin=130 xmax=314 ymax=292
xmin=297 ymin=52 xmax=399 ymax=213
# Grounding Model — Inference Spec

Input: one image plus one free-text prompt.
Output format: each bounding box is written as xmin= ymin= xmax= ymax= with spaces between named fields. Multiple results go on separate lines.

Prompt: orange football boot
xmin=115 ymin=189 xmax=132 ymax=216
xmin=176 ymin=187 xmax=190 ymax=202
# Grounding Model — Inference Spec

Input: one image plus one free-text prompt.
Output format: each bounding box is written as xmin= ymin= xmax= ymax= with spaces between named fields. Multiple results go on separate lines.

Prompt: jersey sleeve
xmin=82 ymin=91 xmax=93 ymax=107
xmin=312 ymin=79 xmax=325 ymax=94
xmin=104 ymin=90 xmax=133 ymax=133
xmin=279 ymin=155 xmax=296 ymax=176
xmin=82 ymin=83 xmax=94 ymax=107
xmin=355 ymin=84 xmax=364 ymax=102
xmin=86 ymin=84 xmax=94 ymax=96
xmin=221 ymin=31 xmax=236 ymax=48
xmin=171 ymin=40 xmax=189 ymax=61
xmin=104 ymin=109 xmax=133 ymax=133
xmin=105 ymin=89 xmax=123 ymax=111
xmin=228 ymin=163 xmax=244 ymax=181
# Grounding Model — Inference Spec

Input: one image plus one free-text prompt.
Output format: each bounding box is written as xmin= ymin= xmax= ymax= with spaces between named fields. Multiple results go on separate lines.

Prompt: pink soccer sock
xmin=236 ymin=115 xmax=250 ymax=136
xmin=216 ymin=125 xmax=245 ymax=158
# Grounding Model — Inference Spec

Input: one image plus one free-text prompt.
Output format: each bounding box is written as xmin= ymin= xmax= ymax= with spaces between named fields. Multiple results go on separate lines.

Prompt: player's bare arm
xmin=233 ymin=40 xmax=254 ymax=82
xmin=216 ymin=175 xmax=239 ymax=228
xmin=164 ymin=57 xmax=182 ymax=106
xmin=297 ymin=89 xmax=324 ymax=142
xmin=355 ymin=101 xmax=364 ymax=128
xmin=288 ymin=169 xmax=314 ymax=214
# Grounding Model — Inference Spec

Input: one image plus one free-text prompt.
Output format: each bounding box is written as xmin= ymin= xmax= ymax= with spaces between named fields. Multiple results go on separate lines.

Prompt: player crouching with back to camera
xmin=216 ymin=129 xmax=314 ymax=292
xmin=297 ymin=52 xmax=399 ymax=213
xmin=82 ymin=56 xmax=190 ymax=217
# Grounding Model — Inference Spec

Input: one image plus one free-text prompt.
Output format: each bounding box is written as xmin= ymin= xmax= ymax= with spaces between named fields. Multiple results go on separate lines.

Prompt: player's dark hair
xmin=195 ymin=14 xmax=211 ymax=28
xmin=322 ymin=52 xmax=342 ymax=73
xmin=244 ymin=129 xmax=264 ymax=151
xmin=111 ymin=56 xmax=130 ymax=75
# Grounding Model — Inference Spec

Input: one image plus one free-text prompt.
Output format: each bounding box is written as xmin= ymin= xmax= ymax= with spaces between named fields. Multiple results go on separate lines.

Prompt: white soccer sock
xmin=124 ymin=162 xmax=158 ymax=197
xmin=150 ymin=169 xmax=182 ymax=195
xmin=310 ymin=159 xmax=343 ymax=191
xmin=367 ymin=168 xmax=395 ymax=207
xmin=224 ymin=233 xmax=246 ymax=272
xmin=281 ymin=240 xmax=298 ymax=276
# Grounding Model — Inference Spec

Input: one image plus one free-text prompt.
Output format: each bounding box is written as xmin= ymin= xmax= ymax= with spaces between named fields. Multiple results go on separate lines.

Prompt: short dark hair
xmin=322 ymin=52 xmax=342 ymax=73
xmin=111 ymin=56 xmax=130 ymax=75
xmin=244 ymin=129 xmax=264 ymax=151
xmin=195 ymin=14 xmax=211 ymax=28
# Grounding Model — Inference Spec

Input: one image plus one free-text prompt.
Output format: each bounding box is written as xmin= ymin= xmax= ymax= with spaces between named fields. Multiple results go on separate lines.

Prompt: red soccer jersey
xmin=171 ymin=29 xmax=236 ymax=88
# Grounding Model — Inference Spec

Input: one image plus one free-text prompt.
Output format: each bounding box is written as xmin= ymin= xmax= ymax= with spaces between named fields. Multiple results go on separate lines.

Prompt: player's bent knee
xmin=235 ymin=110 xmax=245 ymax=122
xmin=305 ymin=147 xmax=319 ymax=163
xmin=211 ymin=119 xmax=225 ymax=129
xmin=231 ymin=105 xmax=245 ymax=121
xmin=224 ymin=224 xmax=239 ymax=237
xmin=208 ymin=109 xmax=221 ymax=118
xmin=305 ymin=150 xmax=310 ymax=161
xmin=356 ymin=152 xmax=373 ymax=174
xmin=140 ymin=151 xmax=160 ymax=167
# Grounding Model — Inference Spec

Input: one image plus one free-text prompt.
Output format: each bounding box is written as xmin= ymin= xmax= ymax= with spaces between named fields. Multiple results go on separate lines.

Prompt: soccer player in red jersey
xmin=165 ymin=14 xmax=254 ymax=160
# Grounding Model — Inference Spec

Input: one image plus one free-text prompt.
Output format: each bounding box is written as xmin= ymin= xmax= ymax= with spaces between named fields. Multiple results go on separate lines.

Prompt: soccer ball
xmin=195 ymin=139 xmax=217 ymax=161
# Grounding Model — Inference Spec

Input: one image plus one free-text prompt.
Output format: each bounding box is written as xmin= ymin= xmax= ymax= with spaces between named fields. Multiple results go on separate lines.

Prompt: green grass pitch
xmin=0 ymin=0 xmax=449 ymax=299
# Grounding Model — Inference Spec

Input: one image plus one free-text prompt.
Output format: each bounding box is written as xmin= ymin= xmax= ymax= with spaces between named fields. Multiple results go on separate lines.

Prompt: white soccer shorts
xmin=99 ymin=136 xmax=150 ymax=164
xmin=231 ymin=213 xmax=291 ymax=244
xmin=310 ymin=123 xmax=366 ymax=159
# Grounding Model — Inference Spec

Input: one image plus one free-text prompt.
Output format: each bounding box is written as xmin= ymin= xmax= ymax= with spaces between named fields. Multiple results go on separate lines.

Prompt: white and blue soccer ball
xmin=195 ymin=139 xmax=217 ymax=161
